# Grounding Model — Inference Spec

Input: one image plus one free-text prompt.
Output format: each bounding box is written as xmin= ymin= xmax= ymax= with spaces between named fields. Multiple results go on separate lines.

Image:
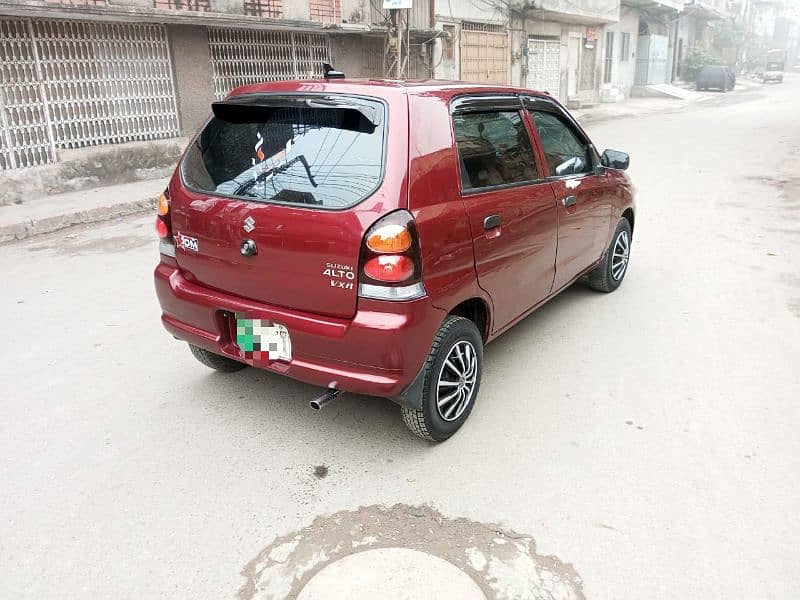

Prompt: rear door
xmin=524 ymin=96 xmax=612 ymax=290
xmin=452 ymin=96 xmax=558 ymax=332
xmin=172 ymin=94 xmax=390 ymax=319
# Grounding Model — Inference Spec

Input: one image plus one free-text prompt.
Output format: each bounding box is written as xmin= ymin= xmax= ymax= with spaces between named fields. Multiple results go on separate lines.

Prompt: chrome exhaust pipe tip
xmin=310 ymin=388 xmax=343 ymax=411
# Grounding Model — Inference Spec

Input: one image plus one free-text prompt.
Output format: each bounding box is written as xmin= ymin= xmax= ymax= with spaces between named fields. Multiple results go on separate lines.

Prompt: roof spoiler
xmin=211 ymin=94 xmax=381 ymax=127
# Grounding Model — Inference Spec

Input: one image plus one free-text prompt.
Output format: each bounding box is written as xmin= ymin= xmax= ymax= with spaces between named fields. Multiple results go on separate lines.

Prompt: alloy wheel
xmin=611 ymin=230 xmax=630 ymax=281
xmin=436 ymin=340 xmax=478 ymax=422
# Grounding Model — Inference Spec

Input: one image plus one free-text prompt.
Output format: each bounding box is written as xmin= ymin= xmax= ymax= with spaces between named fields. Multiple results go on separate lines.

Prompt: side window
xmin=530 ymin=111 xmax=593 ymax=177
xmin=453 ymin=111 xmax=539 ymax=190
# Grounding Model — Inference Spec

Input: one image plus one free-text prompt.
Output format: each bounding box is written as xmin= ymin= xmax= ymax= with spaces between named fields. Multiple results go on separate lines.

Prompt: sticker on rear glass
xmin=323 ymin=262 xmax=355 ymax=290
xmin=175 ymin=232 xmax=199 ymax=252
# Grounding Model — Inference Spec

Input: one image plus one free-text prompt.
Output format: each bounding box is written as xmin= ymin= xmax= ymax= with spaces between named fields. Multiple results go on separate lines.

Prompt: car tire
xmin=401 ymin=316 xmax=483 ymax=443
xmin=189 ymin=344 xmax=248 ymax=372
xmin=585 ymin=218 xmax=632 ymax=293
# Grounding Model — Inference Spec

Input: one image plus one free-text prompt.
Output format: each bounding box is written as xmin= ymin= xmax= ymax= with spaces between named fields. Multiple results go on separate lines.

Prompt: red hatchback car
xmin=154 ymin=74 xmax=635 ymax=442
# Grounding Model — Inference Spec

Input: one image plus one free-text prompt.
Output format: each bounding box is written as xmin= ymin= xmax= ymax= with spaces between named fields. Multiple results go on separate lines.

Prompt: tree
xmin=713 ymin=21 xmax=746 ymax=51
xmin=682 ymin=47 xmax=721 ymax=82
xmin=712 ymin=20 xmax=746 ymax=67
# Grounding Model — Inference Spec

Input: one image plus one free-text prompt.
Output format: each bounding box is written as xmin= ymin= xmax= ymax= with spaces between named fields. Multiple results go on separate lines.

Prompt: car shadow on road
xmin=483 ymin=283 xmax=598 ymax=362
xmin=184 ymin=357 xmax=416 ymax=448
xmin=181 ymin=282 xmax=601 ymax=447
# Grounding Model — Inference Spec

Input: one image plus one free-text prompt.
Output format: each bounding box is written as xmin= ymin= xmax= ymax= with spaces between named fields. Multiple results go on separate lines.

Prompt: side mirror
xmin=601 ymin=149 xmax=630 ymax=170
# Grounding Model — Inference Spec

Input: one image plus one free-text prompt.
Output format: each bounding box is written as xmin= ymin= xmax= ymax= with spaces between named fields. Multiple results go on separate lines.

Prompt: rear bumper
xmin=154 ymin=262 xmax=444 ymax=402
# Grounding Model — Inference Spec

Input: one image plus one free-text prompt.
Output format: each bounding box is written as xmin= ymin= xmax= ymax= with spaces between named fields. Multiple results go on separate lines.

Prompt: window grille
xmin=152 ymin=0 xmax=210 ymax=11
xmin=603 ymin=31 xmax=614 ymax=83
xmin=46 ymin=0 xmax=108 ymax=6
xmin=461 ymin=22 xmax=505 ymax=33
xmin=620 ymin=32 xmax=630 ymax=62
xmin=0 ymin=18 xmax=180 ymax=170
xmin=208 ymin=28 xmax=332 ymax=100
xmin=243 ymin=0 xmax=282 ymax=18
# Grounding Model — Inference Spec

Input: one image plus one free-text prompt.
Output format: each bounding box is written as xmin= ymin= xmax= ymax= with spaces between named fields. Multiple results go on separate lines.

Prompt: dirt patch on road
xmin=238 ymin=504 xmax=584 ymax=600
xmin=751 ymin=176 xmax=800 ymax=204
xmin=788 ymin=298 xmax=800 ymax=318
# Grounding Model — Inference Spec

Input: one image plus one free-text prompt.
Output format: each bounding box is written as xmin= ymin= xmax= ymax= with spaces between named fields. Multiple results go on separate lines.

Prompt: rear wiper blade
xmin=234 ymin=154 xmax=318 ymax=196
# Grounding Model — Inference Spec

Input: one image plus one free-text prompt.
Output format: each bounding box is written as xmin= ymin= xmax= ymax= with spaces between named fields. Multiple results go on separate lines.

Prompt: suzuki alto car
xmin=154 ymin=74 xmax=636 ymax=442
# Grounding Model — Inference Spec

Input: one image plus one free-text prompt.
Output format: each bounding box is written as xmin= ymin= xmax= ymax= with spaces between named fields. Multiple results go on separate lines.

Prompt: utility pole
xmin=384 ymin=1 xmax=411 ymax=78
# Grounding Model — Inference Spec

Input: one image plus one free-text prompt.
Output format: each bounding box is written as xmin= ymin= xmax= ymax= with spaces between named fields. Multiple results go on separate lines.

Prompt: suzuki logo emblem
xmin=243 ymin=216 xmax=256 ymax=233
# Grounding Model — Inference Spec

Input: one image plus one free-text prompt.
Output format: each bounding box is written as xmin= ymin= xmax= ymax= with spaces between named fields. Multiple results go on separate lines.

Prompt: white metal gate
xmin=635 ymin=34 xmax=668 ymax=86
xmin=0 ymin=18 xmax=180 ymax=170
xmin=459 ymin=22 xmax=508 ymax=85
xmin=0 ymin=19 xmax=50 ymax=169
xmin=527 ymin=38 xmax=560 ymax=97
xmin=208 ymin=28 xmax=332 ymax=100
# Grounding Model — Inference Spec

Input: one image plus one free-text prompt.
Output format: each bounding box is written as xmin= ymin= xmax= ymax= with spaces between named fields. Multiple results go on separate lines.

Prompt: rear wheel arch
xmin=448 ymin=297 xmax=490 ymax=342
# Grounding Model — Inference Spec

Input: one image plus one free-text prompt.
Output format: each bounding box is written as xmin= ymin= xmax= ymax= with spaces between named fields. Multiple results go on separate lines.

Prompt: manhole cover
xmin=238 ymin=504 xmax=584 ymax=599
xmin=297 ymin=547 xmax=486 ymax=600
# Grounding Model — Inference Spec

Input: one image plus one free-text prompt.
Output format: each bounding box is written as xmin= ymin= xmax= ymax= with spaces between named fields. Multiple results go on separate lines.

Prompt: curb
xmin=0 ymin=195 xmax=157 ymax=245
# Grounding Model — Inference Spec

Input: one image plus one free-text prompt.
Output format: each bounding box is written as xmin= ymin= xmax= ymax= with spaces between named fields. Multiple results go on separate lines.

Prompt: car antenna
xmin=323 ymin=63 xmax=346 ymax=79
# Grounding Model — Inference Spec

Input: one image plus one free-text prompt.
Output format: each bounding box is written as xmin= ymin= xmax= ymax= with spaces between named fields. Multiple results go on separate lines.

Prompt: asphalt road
xmin=2 ymin=76 xmax=800 ymax=600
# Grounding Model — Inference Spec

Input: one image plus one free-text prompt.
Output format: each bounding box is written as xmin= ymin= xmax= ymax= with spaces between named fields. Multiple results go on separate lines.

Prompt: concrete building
xmin=672 ymin=0 xmax=730 ymax=79
xmin=602 ymin=4 xmax=641 ymax=97
xmin=0 ymin=0 xmax=436 ymax=170
xmin=518 ymin=0 xmax=621 ymax=107
xmin=431 ymin=0 xmax=623 ymax=107
xmin=429 ymin=1 xmax=509 ymax=84
xmin=624 ymin=0 xmax=683 ymax=90
xmin=751 ymin=0 xmax=787 ymax=41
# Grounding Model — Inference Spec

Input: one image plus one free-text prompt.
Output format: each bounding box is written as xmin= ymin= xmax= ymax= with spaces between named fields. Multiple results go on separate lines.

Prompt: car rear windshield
xmin=181 ymin=96 xmax=386 ymax=209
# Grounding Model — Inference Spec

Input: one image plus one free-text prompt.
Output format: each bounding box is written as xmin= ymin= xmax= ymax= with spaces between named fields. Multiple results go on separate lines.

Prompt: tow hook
xmin=310 ymin=388 xmax=343 ymax=411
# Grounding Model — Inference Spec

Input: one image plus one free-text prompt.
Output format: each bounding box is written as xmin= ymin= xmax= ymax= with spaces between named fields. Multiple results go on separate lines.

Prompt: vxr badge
xmin=243 ymin=216 xmax=256 ymax=233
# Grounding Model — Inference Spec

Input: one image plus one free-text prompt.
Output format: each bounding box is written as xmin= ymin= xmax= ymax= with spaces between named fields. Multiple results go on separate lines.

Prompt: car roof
xmin=226 ymin=78 xmax=553 ymax=102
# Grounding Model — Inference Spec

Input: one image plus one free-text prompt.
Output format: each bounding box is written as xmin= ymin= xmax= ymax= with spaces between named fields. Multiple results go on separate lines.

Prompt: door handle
xmin=562 ymin=195 xmax=577 ymax=208
xmin=483 ymin=214 xmax=502 ymax=230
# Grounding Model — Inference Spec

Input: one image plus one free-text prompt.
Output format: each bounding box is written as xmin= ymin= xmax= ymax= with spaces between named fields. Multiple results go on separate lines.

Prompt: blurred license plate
xmin=236 ymin=318 xmax=292 ymax=362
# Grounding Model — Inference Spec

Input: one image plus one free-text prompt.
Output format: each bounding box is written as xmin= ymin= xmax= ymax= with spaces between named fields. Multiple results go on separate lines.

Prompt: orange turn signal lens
xmin=366 ymin=224 xmax=412 ymax=254
xmin=157 ymin=192 xmax=169 ymax=216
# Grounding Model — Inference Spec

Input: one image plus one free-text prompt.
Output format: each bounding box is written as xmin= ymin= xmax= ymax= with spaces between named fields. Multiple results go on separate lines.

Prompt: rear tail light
xmin=363 ymin=255 xmax=415 ymax=282
xmin=358 ymin=210 xmax=425 ymax=301
xmin=155 ymin=218 xmax=169 ymax=238
xmin=155 ymin=188 xmax=175 ymax=257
